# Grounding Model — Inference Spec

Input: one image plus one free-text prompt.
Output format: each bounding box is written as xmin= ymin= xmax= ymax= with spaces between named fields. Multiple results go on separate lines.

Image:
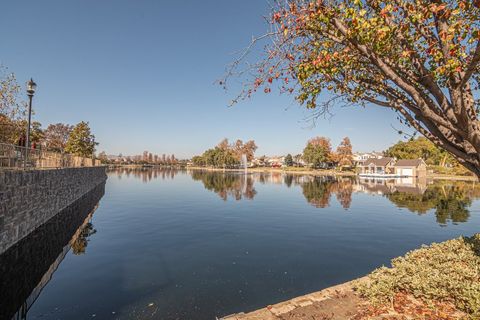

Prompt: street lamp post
xmin=24 ymin=78 xmax=37 ymax=169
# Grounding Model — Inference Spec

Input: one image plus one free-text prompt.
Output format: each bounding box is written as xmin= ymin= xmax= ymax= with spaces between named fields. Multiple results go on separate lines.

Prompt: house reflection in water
xmin=356 ymin=177 xmax=480 ymax=225
xmin=354 ymin=177 xmax=428 ymax=196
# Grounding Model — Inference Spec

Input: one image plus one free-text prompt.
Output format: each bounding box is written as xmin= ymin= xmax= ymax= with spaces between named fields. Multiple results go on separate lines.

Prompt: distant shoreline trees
xmin=301 ymin=136 xmax=353 ymax=169
xmin=191 ymin=138 xmax=258 ymax=168
xmin=99 ymin=151 xmax=181 ymax=166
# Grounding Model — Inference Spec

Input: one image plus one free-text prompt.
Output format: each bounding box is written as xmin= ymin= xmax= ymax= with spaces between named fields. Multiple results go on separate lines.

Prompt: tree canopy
xmin=335 ymin=137 xmax=354 ymax=166
xmin=65 ymin=121 xmax=98 ymax=157
xmin=44 ymin=123 xmax=73 ymax=152
xmin=385 ymin=136 xmax=454 ymax=165
xmin=193 ymin=138 xmax=258 ymax=168
xmin=284 ymin=153 xmax=294 ymax=166
xmin=0 ymin=67 xmax=24 ymax=121
xmin=227 ymin=0 xmax=480 ymax=177
xmin=303 ymin=136 xmax=333 ymax=167
xmin=0 ymin=67 xmax=25 ymax=144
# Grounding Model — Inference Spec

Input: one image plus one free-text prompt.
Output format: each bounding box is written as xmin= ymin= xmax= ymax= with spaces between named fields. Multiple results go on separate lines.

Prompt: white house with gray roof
xmin=359 ymin=158 xmax=427 ymax=177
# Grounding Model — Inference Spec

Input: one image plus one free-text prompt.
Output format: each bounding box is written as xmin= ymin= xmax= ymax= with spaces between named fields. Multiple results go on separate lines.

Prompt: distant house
xmin=394 ymin=159 xmax=427 ymax=177
xmin=359 ymin=157 xmax=395 ymax=176
xmin=265 ymin=156 xmax=285 ymax=167
xmin=353 ymin=151 xmax=384 ymax=166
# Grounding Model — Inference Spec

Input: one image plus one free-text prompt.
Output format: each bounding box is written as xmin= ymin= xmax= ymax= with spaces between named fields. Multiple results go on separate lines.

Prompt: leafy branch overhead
xmin=225 ymin=0 xmax=480 ymax=177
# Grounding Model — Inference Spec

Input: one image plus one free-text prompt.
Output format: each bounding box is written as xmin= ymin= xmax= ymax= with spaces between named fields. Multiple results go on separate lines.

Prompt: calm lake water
xmin=2 ymin=168 xmax=480 ymax=320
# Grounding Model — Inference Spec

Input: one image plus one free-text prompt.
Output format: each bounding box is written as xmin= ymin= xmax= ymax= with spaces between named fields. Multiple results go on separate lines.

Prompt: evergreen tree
xmin=284 ymin=154 xmax=293 ymax=167
xmin=65 ymin=121 xmax=98 ymax=157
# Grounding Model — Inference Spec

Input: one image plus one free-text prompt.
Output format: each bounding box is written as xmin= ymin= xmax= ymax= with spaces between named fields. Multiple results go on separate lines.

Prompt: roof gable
xmin=363 ymin=157 xmax=394 ymax=166
xmin=394 ymin=159 xmax=425 ymax=167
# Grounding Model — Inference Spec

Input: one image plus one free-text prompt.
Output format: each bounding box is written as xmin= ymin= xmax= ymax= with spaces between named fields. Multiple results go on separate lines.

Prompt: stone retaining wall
xmin=0 ymin=181 xmax=105 ymax=320
xmin=0 ymin=167 xmax=107 ymax=254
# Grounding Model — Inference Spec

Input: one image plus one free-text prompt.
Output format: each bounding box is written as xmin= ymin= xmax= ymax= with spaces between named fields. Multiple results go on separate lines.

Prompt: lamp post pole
xmin=24 ymin=78 xmax=37 ymax=169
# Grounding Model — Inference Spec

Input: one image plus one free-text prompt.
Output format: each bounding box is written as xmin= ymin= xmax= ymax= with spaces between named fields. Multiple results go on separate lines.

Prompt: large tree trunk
xmin=424 ymin=87 xmax=480 ymax=179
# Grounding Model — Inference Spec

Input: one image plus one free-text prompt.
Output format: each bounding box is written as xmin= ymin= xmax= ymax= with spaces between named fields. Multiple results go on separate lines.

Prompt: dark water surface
xmin=2 ymin=168 xmax=480 ymax=320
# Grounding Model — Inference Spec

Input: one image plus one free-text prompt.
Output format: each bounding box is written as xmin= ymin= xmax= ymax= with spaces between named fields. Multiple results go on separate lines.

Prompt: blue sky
xmin=1 ymin=0 xmax=403 ymax=158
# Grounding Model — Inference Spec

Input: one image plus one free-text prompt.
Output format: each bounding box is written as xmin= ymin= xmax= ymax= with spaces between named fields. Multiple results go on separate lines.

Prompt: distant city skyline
xmin=1 ymin=0 xmax=405 ymax=158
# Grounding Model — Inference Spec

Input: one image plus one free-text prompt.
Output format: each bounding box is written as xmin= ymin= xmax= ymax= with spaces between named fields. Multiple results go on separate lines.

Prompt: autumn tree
xmin=336 ymin=137 xmax=353 ymax=167
xmin=71 ymin=222 xmax=96 ymax=255
xmin=0 ymin=115 xmax=17 ymax=143
xmin=0 ymin=67 xmax=24 ymax=120
xmin=14 ymin=120 xmax=44 ymax=145
xmin=29 ymin=121 xmax=44 ymax=145
xmin=303 ymin=136 xmax=333 ymax=167
xmin=231 ymin=139 xmax=258 ymax=161
xmin=65 ymin=121 xmax=98 ymax=157
xmin=243 ymin=140 xmax=258 ymax=161
xmin=218 ymin=138 xmax=230 ymax=151
xmin=0 ymin=67 xmax=27 ymax=143
xmin=226 ymin=0 xmax=480 ymax=177
xmin=44 ymin=123 xmax=73 ymax=152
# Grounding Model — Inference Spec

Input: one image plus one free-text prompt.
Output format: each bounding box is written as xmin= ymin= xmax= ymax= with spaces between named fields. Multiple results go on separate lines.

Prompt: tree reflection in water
xmin=190 ymin=170 xmax=257 ymax=201
xmin=106 ymin=168 xmax=480 ymax=225
xmin=108 ymin=167 xmax=180 ymax=183
xmin=301 ymin=177 xmax=337 ymax=208
xmin=386 ymin=181 xmax=480 ymax=225
xmin=71 ymin=222 xmax=97 ymax=255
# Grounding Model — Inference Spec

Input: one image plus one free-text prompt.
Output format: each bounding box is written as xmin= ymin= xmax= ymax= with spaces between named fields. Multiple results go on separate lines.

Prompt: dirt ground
xmin=221 ymin=280 xmax=467 ymax=320
xmin=278 ymin=290 xmax=362 ymax=320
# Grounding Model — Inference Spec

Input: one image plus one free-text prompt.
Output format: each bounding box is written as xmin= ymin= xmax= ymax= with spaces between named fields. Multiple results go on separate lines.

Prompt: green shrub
xmin=429 ymin=165 xmax=473 ymax=176
xmin=354 ymin=234 xmax=480 ymax=316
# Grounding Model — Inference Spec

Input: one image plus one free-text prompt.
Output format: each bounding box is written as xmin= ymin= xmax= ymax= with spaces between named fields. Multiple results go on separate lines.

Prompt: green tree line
xmin=192 ymin=138 xmax=257 ymax=168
